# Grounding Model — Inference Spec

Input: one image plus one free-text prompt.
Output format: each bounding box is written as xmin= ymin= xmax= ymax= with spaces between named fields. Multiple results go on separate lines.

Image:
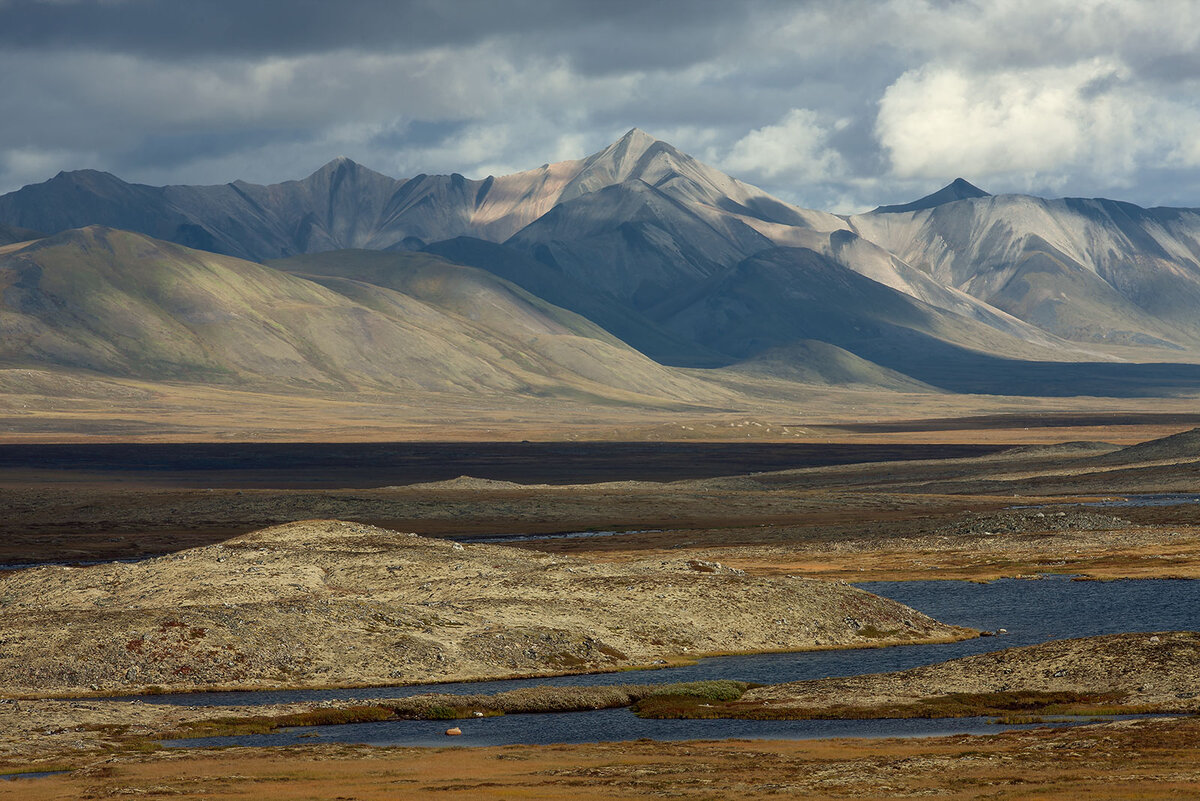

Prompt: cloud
xmin=721 ymin=109 xmax=847 ymax=185
xmin=875 ymin=58 xmax=1200 ymax=191
xmin=3 ymin=0 xmax=1200 ymax=208
xmin=0 ymin=145 xmax=98 ymax=188
xmin=0 ymin=0 xmax=749 ymax=72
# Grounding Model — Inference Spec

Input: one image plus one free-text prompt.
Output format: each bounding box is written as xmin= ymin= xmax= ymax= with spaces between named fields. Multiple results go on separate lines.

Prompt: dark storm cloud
xmin=0 ymin=0 xmax=749 ymax=72
xmin=113 ymin=126 xmax=314 ymax=173
xmin=2 ymin=0 xmax=1200 ymax=211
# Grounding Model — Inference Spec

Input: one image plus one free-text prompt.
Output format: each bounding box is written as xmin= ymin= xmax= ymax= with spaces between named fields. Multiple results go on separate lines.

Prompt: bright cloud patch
xmin=876 ymin=59 xmax=1200 ymax=189
xmin=722 ymin=109 xmax=846 ymax=186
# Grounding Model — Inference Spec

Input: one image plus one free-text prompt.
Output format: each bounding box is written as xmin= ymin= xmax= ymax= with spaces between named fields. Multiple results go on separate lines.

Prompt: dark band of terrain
xmin=0 ymin=442 xmax=1008 ymax=488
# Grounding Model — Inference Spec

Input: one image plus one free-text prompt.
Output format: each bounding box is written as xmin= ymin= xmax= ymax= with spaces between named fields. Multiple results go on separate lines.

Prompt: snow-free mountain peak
xmin=560 ymin=127 xmax=681 ymax=199
xmin=301 ymin=155 xmax=395 ymax=184
xmin=872 ymin=178 xmax=990 ymax=214
xmin=0 ymin=129 xmax=848 ymax=258
xmin=310 ymin=155 xmax=357 ymax=174
xmin=612 ymin=127 xmax=659 ymax=157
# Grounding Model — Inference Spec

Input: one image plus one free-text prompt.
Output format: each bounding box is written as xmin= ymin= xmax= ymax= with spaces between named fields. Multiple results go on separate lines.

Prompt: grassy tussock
xmin=391 ymin=679 xmax=751 ymax=719
xmin=0 ymin=764 xmax=73 ymax=777
xmin=167 ymin=704 xmax=395 ymax=738
xmin=165 ymin=681 xmax=753 ymax=740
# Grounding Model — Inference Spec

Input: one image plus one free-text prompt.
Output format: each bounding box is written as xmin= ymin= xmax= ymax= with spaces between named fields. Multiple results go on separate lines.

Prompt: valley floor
xmin=2 ymin=422 xmax=1198 ymax=581
xmin=2 ymin=370 xmax=1200 ymax=445
xmin=1 ymin=423 xmax=1198 ymax=796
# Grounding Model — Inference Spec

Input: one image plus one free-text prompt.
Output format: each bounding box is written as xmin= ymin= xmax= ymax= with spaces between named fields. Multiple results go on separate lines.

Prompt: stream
xmin=147 ymin=576 xmax=1198 ymax=747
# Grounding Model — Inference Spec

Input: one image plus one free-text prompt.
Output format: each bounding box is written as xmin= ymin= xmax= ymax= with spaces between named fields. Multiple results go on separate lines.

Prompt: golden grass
xmin=5 ymin=717 xmax=1200 ymax=800
xmin=165 ymin=704 xmax=395 ymax=739
xmin=0 ymin=369 xmax=1198 ymax=446
xmin=0 ymin=765 xmax=72 ymax=778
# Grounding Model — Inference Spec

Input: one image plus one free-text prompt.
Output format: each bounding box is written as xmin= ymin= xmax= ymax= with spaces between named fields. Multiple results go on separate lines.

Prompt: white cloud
xmin=6 ymin=1 xmax=1200 ymax=206
xmin=875 ymin=58 xmax=1200 ymax=190
xmin=721 ymin=109 xmax=846 ymax=185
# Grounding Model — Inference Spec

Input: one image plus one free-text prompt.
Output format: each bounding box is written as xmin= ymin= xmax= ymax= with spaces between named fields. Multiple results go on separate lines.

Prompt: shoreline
xmin=6 ymin=628 xmax=979 ymax=702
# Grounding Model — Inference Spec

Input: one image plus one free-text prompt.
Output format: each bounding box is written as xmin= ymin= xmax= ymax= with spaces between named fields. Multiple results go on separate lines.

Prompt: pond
xmin=0 ymin=771 xmax=71 ymax=781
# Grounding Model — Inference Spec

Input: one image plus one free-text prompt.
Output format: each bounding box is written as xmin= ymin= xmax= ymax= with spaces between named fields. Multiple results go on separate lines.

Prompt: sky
xmin=2 ymin=0 xmax=1200 ymax=212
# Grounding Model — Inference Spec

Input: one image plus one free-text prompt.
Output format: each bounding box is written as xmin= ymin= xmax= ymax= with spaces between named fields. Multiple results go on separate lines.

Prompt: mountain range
xmin=3 ymin=128 xmax=1200 ymax=405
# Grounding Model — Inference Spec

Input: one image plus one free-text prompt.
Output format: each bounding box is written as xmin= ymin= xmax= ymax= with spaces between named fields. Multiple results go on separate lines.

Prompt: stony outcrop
xmin=0 ymin=520 xmax=970 ymax=696
xmin=742 ymin=631 xmax=1200 ymax=713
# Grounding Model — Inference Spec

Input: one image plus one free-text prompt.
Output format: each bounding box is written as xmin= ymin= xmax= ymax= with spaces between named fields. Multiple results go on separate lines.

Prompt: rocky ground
xmin=0 ymin=631 xmax=1195 ymax=767
xmin=0 ymin=696 xmax=320 ymax=762
xmin=718 ymin=632 xmax=1200 ymax=717
xmin=0 ymin=520 xmax=968 ymax=697
xmin=0 ymin=429 xmax=1197 ymax=794
xmin=633 ymin=506 xmax=1200 ymax=581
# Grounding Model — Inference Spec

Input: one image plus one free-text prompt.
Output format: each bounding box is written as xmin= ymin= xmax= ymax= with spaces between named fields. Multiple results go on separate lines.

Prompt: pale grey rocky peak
xmin=305 ymin=155 xmax=373 ymax=180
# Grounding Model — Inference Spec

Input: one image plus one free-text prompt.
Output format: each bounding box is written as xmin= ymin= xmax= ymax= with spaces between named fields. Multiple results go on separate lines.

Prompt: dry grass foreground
xmin=3 ymin=716 xmax=1200 ymax=800
xmin=0 ymin=520 xmax=970 ymax=696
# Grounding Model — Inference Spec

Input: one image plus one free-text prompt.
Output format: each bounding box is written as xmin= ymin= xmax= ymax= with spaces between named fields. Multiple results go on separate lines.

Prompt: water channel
xmin=148 ymin=576 xmax=1198 ymax=748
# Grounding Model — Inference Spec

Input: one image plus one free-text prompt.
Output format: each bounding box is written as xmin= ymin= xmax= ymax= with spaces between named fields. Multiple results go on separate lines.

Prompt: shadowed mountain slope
xmin=422 ymin=236 xmax=724 ymax=366
xmin=1089 ymin=426 xmax=1200 ymax=465
xmin=654 ymin=247 xmax=1200 ymax=397
xmin=851 ymin=194 xmax=1200 ymax=348
xmin=505 ymin=179 xmax=774 ymax=312
xmin=0 ymin=227 xmax=735 ymax=404
xmin=656 ymin=247 xmax=1053 ymax=363
xmin=0 ymin=223 xmax=42 ymax=246
xmin=273 ymin=249 xmax=971 ymax=394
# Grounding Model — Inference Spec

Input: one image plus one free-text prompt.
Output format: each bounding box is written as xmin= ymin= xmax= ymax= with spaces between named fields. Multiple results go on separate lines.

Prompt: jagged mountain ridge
xmin=850 ymin=193 xmax=1200 ymax=348
xmin=0 ymin=129 xmax=841 ymax=263
xmin=2 ymin=130 xmax=1200 ymax=397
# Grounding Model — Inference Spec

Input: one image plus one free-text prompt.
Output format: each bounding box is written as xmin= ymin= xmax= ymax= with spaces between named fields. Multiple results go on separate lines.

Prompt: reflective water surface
xmin=140 ymin=576 xmax=1198 ymax=747
xmin=135 ymin=576 xmax=1200 ymax=708
xmin=164 ymin=711 xmax=1161 ymax=750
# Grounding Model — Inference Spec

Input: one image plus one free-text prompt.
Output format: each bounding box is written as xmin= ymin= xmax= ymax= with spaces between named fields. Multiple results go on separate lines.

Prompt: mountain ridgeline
xmin=4 ymin=128 xmax=1200 ymax=399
